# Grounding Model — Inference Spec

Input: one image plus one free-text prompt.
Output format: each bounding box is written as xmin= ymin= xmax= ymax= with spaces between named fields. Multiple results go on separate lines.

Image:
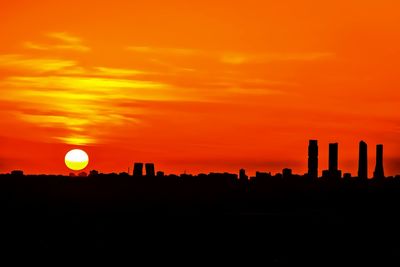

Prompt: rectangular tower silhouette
xmin=145 ymin=163 xmax=155 ymax=177
xmin=133 ymin=163 xmax=143 ymax=177
xmin=373 ymin=144 xmax=385 ymax=179
xmin=308 ymin=140 xmax=318 ymax=179
xmin=322 ymin=143 xmax=341 ymax=179
xmin=358 ymin=141 xmax=368 ymax=179
xmin=329 ymin=143 xmax=339 ymax=172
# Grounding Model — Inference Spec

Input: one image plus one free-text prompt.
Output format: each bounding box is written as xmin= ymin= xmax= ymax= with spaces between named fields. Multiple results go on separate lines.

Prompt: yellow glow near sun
xmin=65 ymin=149 xmax=89 ymax=171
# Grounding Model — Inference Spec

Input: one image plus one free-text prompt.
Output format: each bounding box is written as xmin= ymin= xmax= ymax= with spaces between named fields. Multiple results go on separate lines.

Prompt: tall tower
xmin=145 ymin=163 xmax=155 ymax=177
xmin=373 ymin=144 xmax=385 ymax=179
xmin=358 ymin=141 xmax=368 ymax=179
xmin=322 ymin=142 xmax=341 ymax=179
xmin=133 ymin=163 xmax=143 ymax=177
xmin=329 ymin=143 xmax=339 ymax=172
xmin=308 ymin=140 xmax=318 ymax=179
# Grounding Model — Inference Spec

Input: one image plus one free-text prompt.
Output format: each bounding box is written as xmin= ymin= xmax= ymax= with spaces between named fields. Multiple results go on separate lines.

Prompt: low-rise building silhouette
xmin=343 ymin=173 xmax=352 ymax=180
xmin=11 ymin=170 xmax=24 ymax=176
xmin=89 ymin=170 xmax=99 ymax=177
xmin=239 ymin=169 xmax=248 ymax=181
xmin=283 ymin=168 xmax=292 ymax=179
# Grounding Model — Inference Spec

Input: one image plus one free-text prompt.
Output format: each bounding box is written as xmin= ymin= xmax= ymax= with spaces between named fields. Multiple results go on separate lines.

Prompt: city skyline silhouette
xmin=1 ymin=2 xmax=400 ymax=177
xmin=1 ymin=1 xmax=400 ymax=263
xmin=4 ymin=140 xmax=398 ymax=179
xmin=1 ymin=139 xmax=400 ymax=263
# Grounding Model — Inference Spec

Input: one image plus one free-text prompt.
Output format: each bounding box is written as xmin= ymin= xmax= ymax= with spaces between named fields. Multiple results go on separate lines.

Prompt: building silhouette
xmin=11 ymin=170 xmax=24 ymax=176
xmin=89 ymin=170 xmax=99 ymax=177
xmin=283 ymin=168 xmax=292 ymax=179
xmin=239 ymin=169 xmax=248 ymax=181
xmin=358 ymin=141 xmax=368 ymax=179
xmin=323 ymin=143 xmax=342 ymax=179
xmin=1 ymin=139 xmax=400 ymax=263
xmin=308 ymin=140 xmax=318 ymax=179
xmin=329 ymin=143 xmax=338 ymax=172
xmin=145 ymin=163 xmax=155 ymax=177
xmin=133 ymin=163 xmax=143 ymax=177
xmin=373 ymin=144 xmax=385 ymax=179
xmin=343 ymin=173 xmax=352 ymax=180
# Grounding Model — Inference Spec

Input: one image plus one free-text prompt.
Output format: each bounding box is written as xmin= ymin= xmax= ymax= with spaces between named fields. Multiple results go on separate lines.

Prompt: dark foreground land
xmin=1 ymin=172 xmax=400 ymax=264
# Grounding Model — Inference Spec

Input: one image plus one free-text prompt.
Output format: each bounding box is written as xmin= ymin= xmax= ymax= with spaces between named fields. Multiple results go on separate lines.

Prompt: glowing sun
xmin=65 ymin=149 xmax=89 ymax=171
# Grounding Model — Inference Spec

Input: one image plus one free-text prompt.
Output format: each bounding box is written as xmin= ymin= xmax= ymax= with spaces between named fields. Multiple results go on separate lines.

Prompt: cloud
xmin=1 ymin=38 xmax=318 ymax=147
xmin=23 ymin=42 xmax=49 ymax=51
xmin=23 ymin=32 xmax=90 ymax=52
xmin=47 ymin=32 xmax=82 ymax=44
xmin=55 ymin=136 xmax=96 ymax=146
xmin=0 ymin=54 xmax=152 ymax=78
xmin=225 ymin=87 xmax=283 ymax=96
xmin=0 ymin=54 xmax=77 ymax=73
xmin=4 ymin=76 xmax=167 ymax=95
xmin=92 ymin=67 xmax=148 ymax=77
xmin=0 ymin=71 xmax=194 ymax=145
xmin=220 ymin=52 xmax=334 ymax=65
xmin=126 ymin=45 xmax=334 ymax=66
xmin=220 ymin=54 xmax=248 ymax=65
xmin=126 ymin=46 xmax=199 ymax=56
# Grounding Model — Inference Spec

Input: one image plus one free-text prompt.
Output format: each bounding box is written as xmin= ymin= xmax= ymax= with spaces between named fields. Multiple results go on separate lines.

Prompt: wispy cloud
xmin=220 ymin=54 xmax=248 ymax=65
xmin=2 ymin=76 xmax=174 ymax=104
xmin=126 ymin=45 xmax=334 ymax=65
xmin=224 ymin=87 xmax=283 ymax=96
xmin=0 ymin=54 xmax=150 ymax=77
xmin=220 ymin=52 xmax=334 ymax=65
xmin=127 ymin=46 xmax=199 ymax=56
xmin=47 ymin=32 xmax=82 ymax=44
xmin=92 ymin=67 xmax=147 ymax=77
xmin=1 ymin=39 xmax=322 ymax=147
xmin=23 ymin=32 xmax=90 ymax=52
xmin=0 ymin=54 xmax=77 ymax=73
xmin=0 ymin=69 xmax=193 ymax=145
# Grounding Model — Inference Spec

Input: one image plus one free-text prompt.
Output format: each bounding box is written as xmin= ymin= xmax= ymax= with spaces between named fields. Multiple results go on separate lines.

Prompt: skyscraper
xmin=322 ymin=142 xmax=341 ymax=180
xmin=308 ymin=140 xmax=318 ymax=179
xmin=373 ymin=144 xmax=385 ymax=179
xmin=329 ymin=143 xmax=338 ymax=172
xmin=133 ymin=162 xmax=143 ymax=177
xmin=145 ymin=163 xmax=155 ymax=177
xmin=358 ymin=141 xmax=368 ymax=179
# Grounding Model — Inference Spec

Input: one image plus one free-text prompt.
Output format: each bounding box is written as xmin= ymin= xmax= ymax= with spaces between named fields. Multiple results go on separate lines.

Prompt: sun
xmin=65 ymin=149 xmax=89 ymax=171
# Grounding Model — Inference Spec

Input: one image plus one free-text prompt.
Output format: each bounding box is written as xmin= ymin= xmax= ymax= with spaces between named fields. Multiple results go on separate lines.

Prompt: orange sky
xmin=0 ymin=0 xmax=399 ymax=176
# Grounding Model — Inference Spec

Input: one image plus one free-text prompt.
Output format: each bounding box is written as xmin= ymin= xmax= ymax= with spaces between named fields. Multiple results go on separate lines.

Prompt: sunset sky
xmin=0 ymin=0 xmax=399 ymax=176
